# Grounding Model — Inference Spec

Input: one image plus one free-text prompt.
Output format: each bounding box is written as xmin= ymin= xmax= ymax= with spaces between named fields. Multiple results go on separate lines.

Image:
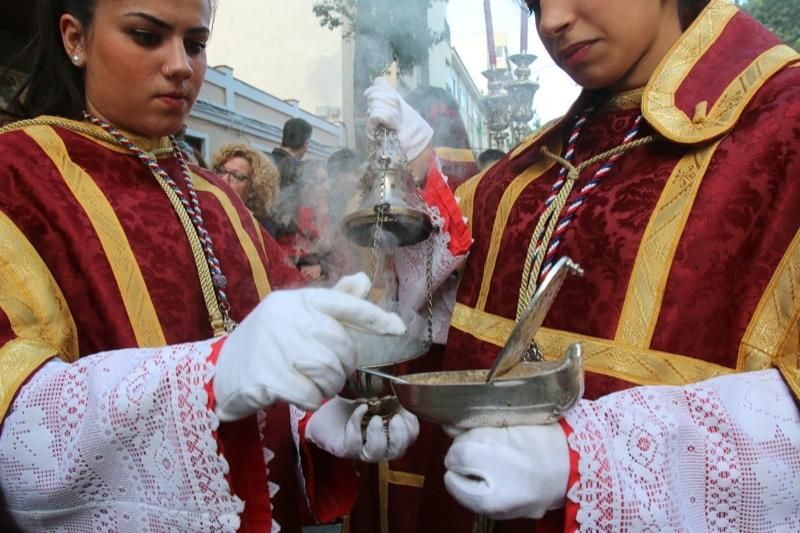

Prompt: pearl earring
xmin=72 ymin=55 xmax=83 ymax=66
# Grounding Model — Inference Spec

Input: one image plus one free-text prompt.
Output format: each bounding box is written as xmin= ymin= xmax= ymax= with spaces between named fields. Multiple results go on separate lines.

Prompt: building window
xmin=182 ymin=133 xmax=208 ymax=168
xmin=184 ymin=134 xmax=205 ymax=155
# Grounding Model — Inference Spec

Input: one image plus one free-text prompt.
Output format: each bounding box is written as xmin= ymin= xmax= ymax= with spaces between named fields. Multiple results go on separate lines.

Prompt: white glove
xmin=213 ymin=273 xmax=406 ymax=420
xmin=365 ymin=77 xmax=433 ymax=160
xmin=444 ymin=424 xmax=569 ymax=520
xmin=305 ymin=396 xmax=420 ymax=462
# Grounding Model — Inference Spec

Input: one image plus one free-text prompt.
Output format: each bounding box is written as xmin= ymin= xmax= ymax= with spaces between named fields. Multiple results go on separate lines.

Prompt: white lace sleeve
xmin=388 ymin=156 xmax=471 ymax=345
xmin=0 ymin=340 xmax=243 ymax=532
xmin=394 ymin=205 xmax=467 ymax=345
xmin=564 ymin=369 xmax=800 ymax=532
xmin=289 ymin=405 xmax=314 ymax=516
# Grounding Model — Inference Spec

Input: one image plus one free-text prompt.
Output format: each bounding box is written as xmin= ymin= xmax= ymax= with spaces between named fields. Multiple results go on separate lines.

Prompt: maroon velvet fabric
xmin=347 ymin=10 xmax=800 ymax=533
xmin=653 ymin=65 xmax=800 ymax=362
xmin=674 ymin=13 xmax=781 ymax=118
xmin=439 ymin=155 xmax=480 ymax=191
xmin=0 ymin=124 xmax=331 ymax=532
xmin=453 ymin=64 xmax=800 ymax=370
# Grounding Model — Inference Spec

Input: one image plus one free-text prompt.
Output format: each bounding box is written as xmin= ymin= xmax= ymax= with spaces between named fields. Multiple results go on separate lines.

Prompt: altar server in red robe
xmin=405 ymin=86 xmax=480 ymax=191
xmin=353 ymin=0 xmax=800 ymax=531
xmin=0 ymin=1 xmax=419 ymax=531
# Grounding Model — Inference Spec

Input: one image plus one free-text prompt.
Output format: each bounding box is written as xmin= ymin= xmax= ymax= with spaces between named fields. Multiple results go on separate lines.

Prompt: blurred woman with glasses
xmin=211 ymin=143 xmax=279 ymax=224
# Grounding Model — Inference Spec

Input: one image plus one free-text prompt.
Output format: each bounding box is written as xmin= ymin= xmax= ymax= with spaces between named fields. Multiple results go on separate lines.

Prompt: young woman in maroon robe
xmin=0 ymin=1 xmax=419 ymax=531
xmin=354 ymin=0 xmax=800 ymax=531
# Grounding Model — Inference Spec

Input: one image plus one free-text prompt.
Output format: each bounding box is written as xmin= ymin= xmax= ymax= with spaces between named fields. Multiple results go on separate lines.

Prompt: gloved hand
xmin=444 ymin=424 xmax=569 ymax=520
xmin=365 ymin=77 xmax=433 ymax=161
xmin=213 ymin=273 xmax=406 ymax=420
xmin=306 ymin=396 xmax=420 ymax=462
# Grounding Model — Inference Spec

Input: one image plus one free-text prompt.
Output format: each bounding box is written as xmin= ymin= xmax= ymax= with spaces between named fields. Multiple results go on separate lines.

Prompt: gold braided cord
xmin=516 ymin=135 xmax=657 ymax=319
xmin=5 ymin=118 xmax=227 ymax=335
xmin=516 ymin=163 xmax=581 ymax=319
xmin=0 ymin=117 xmax=174 ymax=157
xmin=150 ymin=168 xmax=227 ymax=336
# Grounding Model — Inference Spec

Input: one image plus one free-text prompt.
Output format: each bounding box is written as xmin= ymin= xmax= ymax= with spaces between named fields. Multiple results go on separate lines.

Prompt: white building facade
xmin=185 ymin=65 xmax=346 ymax=163
xmin=207 ymin=0 xmax=487 ymax=153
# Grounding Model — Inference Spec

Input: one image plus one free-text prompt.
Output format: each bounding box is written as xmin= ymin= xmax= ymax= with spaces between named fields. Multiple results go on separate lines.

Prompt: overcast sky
xmin=446 ymin=0 xmax=580 ymax=122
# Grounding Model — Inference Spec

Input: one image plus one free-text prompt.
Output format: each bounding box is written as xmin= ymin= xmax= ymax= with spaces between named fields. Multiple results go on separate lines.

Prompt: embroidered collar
xmin=2 ymin=115 xmax=173 ymax=156
xmin=510 ymin=0 xmax=799 ymax=159
xmin=641 ymin=0 xmax=798 ymax=144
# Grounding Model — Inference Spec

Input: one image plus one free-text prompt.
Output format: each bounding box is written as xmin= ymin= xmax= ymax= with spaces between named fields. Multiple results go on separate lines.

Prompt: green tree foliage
xmin=312 ymin=0 xmax=445 ymax=77
xmin=745 ymin=0 xmax=800 ymax=50
xmin=313 ymin=0 xmax=446 ymax=152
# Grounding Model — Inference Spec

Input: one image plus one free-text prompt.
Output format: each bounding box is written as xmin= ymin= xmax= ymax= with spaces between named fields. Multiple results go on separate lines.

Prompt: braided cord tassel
xmin=516 ymin=107 xmax=593 ymax=318
xmin=537 ymin=114 xmax=643 ymax=281
xmin=84 ymin=113 xmax=234 ymax=329
xmin=517 ymin=108 xmax=650 ymax=321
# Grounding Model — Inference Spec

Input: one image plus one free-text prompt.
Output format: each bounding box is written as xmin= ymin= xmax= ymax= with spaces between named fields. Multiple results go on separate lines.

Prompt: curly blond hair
xmin=210 ymin=143 xmax=279 ymax=219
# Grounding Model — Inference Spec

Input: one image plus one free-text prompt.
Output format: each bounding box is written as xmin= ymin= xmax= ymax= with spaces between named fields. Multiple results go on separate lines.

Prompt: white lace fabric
xmin=564 ymin=369 xmax=800 ymax=532
xmin=256 ymin=410 xmax=282 ymax=533
xmin=290 ymin=403 xmax=315 ymax=523
xmin=0 ymin=340 xmax=244 ymax=532
xmin=394 ymin=203 xmax=468 ymax=345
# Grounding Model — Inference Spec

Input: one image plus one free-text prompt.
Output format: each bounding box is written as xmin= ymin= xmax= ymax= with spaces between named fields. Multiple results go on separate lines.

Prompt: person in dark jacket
xmin=270 ymin=117 xmax=312 ymax=188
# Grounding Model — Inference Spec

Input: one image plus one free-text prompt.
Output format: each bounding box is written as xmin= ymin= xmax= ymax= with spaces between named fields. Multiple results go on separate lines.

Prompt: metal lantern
xmin=342 ymin=126 xmax=433 ymax=248
xmin=339 ymin=126 xmax=437 ymax=433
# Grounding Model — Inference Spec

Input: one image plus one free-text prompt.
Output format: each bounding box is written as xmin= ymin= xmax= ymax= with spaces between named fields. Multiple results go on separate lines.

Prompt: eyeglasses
xmin=215 ymin=167 xmax=252 ymax=183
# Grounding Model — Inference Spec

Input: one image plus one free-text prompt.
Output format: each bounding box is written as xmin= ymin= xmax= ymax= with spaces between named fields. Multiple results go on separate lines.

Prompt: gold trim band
xmin=0 ymin=211 xmax=78 ymax=360
xmin=0 ymin=339 xmax=60 ymax=421
xmin=25 ymin=126 xmax=167 ymax=347
xmin=615 ymin=140 xmax=722 ymax=347
xmin=191 ymin=173 xmax=272 ymax=299
xmin=476 ymin=153 xmax=558 ymax=310
xmin=644 ymin=0 xmax=799 ymax=144
xmin=387 ymin=469 xmax=425 ymax=488
xmin=454 ymin=166 xmax=489 ymax=232
xmin=0 ymin=210 xmax=79 ymax=421
xmin=451 ymin=303 xmax=736 ymax=386
xmin=739 ymin=229 xmax=800 ymax=386
xmin=1 ymin=116 xmax=173 ymax=156
xmin=643 ymin=0 xmax=738 ymax=143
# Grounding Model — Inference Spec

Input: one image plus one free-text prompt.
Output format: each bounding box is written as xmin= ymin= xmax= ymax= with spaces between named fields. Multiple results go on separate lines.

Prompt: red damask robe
xmin=434 ymin=146 xmax=479 ymax=191
xmin=348 ymin=2 xmax=800 ymax=532
xmin=0 ymin=120 xmax=355 ymax=531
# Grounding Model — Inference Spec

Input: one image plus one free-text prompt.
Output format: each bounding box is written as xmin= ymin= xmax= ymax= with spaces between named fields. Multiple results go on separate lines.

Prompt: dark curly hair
xmin=211 ymin=143 xmax=279 ymax=219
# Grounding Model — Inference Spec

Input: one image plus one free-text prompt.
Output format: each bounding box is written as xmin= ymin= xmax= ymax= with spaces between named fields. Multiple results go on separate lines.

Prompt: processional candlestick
xmin=481 ymin=67 xmax=512 ymax=150
xmin=481 ymin=1 xmax=540 ymax=149
xmin=507 ymin=53 xmax=539 ymax=142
